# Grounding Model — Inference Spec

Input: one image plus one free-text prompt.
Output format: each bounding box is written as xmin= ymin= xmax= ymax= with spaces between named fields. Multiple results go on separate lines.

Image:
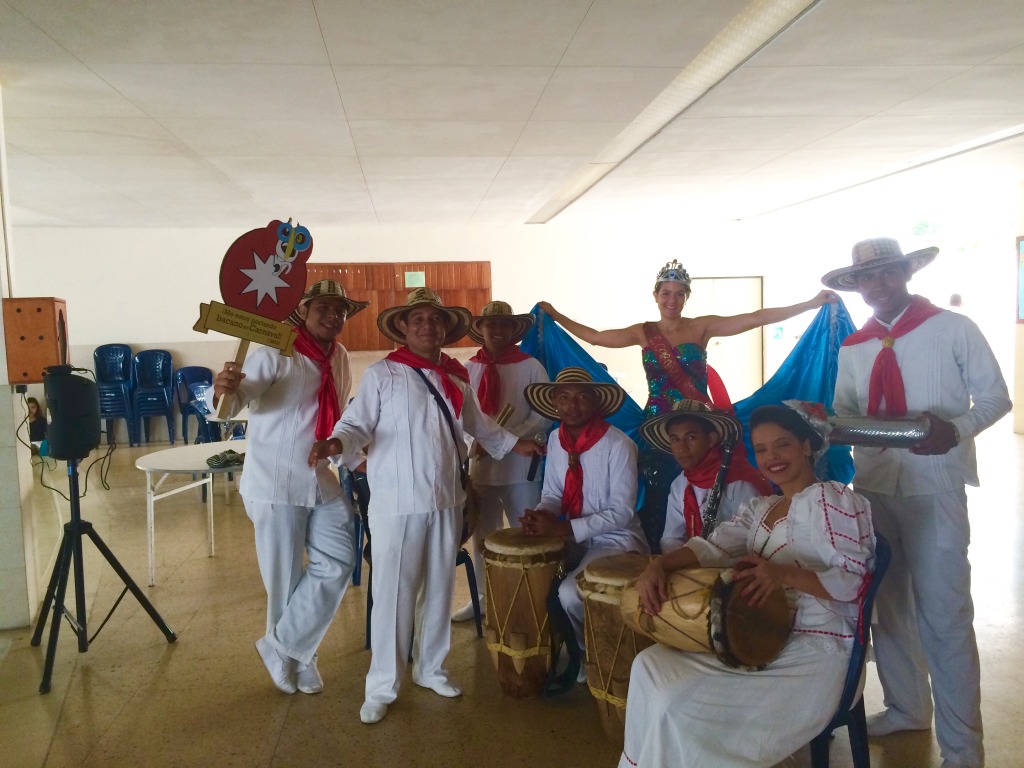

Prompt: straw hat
xmin=524 ymin=367 xmax=626 ymax=421
xmin=287 ymin=279 xmax=369 ymax=326
xmin=639 ymin=399 xmax=741 ymax=454
xmin=376 ymin=287 xmax=472 ymax=346
xmin=467 ymin=301 xmax=534 ymax=345
xmin=821 ymin=237 xmax=938 ymax=291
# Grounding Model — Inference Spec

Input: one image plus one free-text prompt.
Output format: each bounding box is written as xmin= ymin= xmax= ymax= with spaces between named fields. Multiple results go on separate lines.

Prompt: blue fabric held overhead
xmin=520 ymin=299 xmax=858 ymax=484
xmin=733 ymin=300 xmax=857 ymax=484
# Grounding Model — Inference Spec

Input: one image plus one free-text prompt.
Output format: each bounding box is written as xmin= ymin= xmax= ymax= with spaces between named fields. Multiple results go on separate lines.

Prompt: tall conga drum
xmin=620 ymin=566 xmax=791 ymax=669
xmin=483 ymin=529 xmax=566 ymax=698
xmin=577 ymin=553 xmax=655 ymax=747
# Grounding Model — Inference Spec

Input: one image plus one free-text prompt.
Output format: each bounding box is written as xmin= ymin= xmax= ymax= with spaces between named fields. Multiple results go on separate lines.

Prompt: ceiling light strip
xmin=527 ymin=0 xmax=821 ymax=224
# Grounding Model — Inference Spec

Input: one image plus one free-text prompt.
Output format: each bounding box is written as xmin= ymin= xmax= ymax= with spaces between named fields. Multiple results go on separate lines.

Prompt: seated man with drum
xmin=621 ymin=403 xmax=875 ymax=768
xmin=641 ymin=400 xmax=771 ymax=553
xmin=521 ymin=367 xmax=649 ymax=689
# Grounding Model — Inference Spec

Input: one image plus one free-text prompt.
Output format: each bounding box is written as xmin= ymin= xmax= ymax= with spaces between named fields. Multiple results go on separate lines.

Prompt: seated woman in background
xmin=619 ymin=403 xmax=875 ymax=768
xmin=27 ymin=397 xmax=47 ymax=442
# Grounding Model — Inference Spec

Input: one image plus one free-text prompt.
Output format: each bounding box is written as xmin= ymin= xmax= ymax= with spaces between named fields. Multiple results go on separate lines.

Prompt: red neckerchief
xmin=468 ymin=345 xmax=531 ymax=417
xmin=291 ymin=325 xmax=340 ymax=441
xmin=387 ymin=346 xmax=471 ymax=418
xmin=559 ymin=416 xmax=611 ymax=520
xmin=681 ymin=445 xmax=772 ymax=538
xmin=841 ymin=295 xmax=943 ymax=416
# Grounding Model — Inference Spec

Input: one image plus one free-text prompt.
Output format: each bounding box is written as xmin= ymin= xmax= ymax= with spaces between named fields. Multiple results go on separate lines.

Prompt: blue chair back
xmin=810 ymin=532 xmax=892 ymax=768
xmin=175 ymin=366 xmax=213 ymax=410
xmin=134 ymin=349 xmax=174 ymax=392
xmin=94 ymin=343 xmax=133 ymax=385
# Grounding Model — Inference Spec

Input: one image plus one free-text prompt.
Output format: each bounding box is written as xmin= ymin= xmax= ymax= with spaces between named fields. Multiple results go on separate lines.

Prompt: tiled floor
xmin=1 ymin=424 xmax=1021 ymax=767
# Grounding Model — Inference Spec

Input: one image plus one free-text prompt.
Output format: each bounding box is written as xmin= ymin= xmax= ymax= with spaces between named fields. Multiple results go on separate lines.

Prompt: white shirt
xmin=214 ymin=344 xmax=352 ymax=507
xmin=536 ymin=425 xmax=648 ymax=553
xmin=466 ymin=354 xmax=551 ymax=486
xmin=661 ymin=475 xmax=765 ymax=553
xmin=833 ymin=308 xmax=1011 ymax=495
xmin=329 ymin=359 xmax=518 ymax=517
xmin=686 ymin=481 xmax=874 ymax=642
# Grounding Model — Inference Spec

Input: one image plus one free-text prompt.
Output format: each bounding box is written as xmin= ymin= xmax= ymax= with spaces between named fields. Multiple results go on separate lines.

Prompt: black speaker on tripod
xmin=31 ymin=356 xmax=176 ymax=693
xmin=43 ymin=365 xmax=101 ymax=460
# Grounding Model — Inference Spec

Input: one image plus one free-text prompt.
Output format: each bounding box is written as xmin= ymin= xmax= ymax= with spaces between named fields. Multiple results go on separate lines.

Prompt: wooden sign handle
xmin=215 ymin=339 xmax=251 ymax=420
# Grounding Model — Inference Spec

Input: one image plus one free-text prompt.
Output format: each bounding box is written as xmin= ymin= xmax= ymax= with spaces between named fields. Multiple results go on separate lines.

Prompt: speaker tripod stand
xmin=30 ymin=458 xmax=177 ymax=693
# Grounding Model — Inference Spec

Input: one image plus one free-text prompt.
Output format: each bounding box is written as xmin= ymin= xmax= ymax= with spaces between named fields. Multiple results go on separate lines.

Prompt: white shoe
xmin=296 ymin=655 xmax=323 ymax=694
xmin=576 ymin=664 xmax=588 ymax=685
xmin=866 ymin=709 xmax=931 ymax=737
xmin=360 ymin=701 xmax=388 ymax=724
xmin=451 ymin=598 xmax=482 ymax=622
xmin=255 ymin=636 xmax=296 ymax=694
xmin=415 ymin=678 xmax=463 ymax=698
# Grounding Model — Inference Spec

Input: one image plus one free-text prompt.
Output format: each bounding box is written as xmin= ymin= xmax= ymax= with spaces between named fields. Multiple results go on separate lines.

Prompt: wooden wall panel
xmin=303 ymin=262 xmax=490 ymax=351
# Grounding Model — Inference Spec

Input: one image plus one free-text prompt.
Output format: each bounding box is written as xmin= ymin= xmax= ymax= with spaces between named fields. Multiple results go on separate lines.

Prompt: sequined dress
xmin=641 ymin=341 xmax=711 ymax=416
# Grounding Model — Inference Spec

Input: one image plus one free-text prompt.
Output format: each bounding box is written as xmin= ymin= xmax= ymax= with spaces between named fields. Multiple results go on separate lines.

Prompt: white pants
xmin=559 ymin=546 xmax=626 ymax=649
xmin=860 ymin=489 xmax=983 ymax=767
xmin=246 ymin=494 xmax=357 ymax=665
xmin=366 ymin=508 xmax=460 ymax=705
xmin=464 ymin=481 xmax=542 ymax=596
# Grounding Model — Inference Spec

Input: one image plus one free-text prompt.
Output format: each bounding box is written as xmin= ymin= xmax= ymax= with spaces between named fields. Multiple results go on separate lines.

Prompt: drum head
xmin=717 ymin=580 xmax=791 ymax=668
xmin=484 ymin=528 xmax=564 ymax=556
xmin=583 ymin=552 xmax=652 ymax=587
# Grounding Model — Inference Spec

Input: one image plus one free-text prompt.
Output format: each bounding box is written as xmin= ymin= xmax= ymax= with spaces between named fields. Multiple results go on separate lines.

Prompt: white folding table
xmin=135 ymin=440 xmax=247 ymax=586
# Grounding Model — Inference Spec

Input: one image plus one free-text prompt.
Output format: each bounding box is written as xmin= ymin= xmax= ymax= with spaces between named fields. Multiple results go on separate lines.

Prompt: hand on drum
xmin=635 ymin=560 xmax=669 ymax=616
xmin=734 ymin=554 xmax=787 ymax=609
xmin=520 ymin=508 xmax=571 ymax=538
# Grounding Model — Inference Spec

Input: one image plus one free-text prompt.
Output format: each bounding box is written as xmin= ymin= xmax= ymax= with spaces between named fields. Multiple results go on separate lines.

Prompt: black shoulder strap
xmin=410 ymin=367 xmax=468 ymax=489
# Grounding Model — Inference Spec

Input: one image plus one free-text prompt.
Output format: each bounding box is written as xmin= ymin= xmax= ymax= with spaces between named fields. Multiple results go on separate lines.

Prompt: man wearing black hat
xmin=828 ymin=238 xmax=1011 ymax=768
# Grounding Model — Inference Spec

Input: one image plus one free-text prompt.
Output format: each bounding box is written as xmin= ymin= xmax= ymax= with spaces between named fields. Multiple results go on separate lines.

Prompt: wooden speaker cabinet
xmin=3 ymin=297 xmax=67 ymax=383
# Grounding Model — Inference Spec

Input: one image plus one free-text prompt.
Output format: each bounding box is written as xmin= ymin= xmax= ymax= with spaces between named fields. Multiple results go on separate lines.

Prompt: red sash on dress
xmin=841 ymin=296 xmax=943 ymax=417
xmin=559 ymin=416 xmax=611 ymax=519
xmin=468 ymin=345 xmax=531 ymax=416
xmin=643 ymin=323 xmax=732 ymax=409
xmin=387 ymin=347 xmax=471 ymax=418
xmin=292 ymin=325 xmax=340 ymax=441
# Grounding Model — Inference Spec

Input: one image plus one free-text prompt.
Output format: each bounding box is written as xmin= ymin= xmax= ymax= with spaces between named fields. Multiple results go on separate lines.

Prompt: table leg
xmin=146 ymin=469 xmax=156 ymax=586
xmin=206 ymin=472 xmax=215 ymax=557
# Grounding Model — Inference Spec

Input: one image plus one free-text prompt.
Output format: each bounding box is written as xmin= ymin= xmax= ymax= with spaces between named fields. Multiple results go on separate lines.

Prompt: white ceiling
xmin=1 ymin=0 xmax=1023 ymax=228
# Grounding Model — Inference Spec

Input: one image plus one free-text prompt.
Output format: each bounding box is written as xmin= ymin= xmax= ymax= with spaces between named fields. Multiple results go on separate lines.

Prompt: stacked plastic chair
xmin=94 ymin=343 xmax=137 ymax=446
xmin=133 ymin=349 xmax=176 ymax=444
xmin=174 ymin=366 xmax=214 ymax=443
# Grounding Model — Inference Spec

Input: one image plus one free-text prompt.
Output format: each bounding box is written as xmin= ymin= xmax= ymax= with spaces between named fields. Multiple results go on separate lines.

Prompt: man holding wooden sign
xmin=212 ymin=276 xmax=369 ymax=696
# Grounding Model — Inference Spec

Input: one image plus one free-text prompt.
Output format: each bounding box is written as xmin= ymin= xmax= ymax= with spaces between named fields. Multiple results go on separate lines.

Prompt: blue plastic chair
xmin=175 ymin=366 xmax=214 ymax=443
xmin=94 ymin=343 xmax=137 ymax=446
xmin=133 ymin=350 xmax=175 ymax=444
xmin=810 ymin=533 xmax=892 ymax=768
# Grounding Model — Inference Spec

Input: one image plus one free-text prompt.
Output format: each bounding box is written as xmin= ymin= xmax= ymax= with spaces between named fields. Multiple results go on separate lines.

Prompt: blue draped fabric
xmin=520 ymin=308 xmax=645 ymax=442
xmin=520 ymin=299 xmax=857 ymax=483
xmin=733 ymin=301 xmax=857 ymax=484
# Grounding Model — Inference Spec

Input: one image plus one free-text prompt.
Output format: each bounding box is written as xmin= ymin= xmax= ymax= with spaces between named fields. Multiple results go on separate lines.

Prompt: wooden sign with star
xmin=194 ymin=219 xmax=313 ymax=415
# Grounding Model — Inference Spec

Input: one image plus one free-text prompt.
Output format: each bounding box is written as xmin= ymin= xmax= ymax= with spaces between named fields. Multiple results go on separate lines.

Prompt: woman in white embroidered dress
xmin=619 ymin=404 xmax=875 ymax=768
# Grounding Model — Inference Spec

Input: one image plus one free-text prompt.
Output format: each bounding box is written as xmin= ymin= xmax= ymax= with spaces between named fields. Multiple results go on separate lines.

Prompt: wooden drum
xmin=620 ymin=567 xmax=791 ymax=669
xmin=483 ymin=529 xmax=566 ymax=698
xmin=577 ymin=553 xmax=655 ymax=747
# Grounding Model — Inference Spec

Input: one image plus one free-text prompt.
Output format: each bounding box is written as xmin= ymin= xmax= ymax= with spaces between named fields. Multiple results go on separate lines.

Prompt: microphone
xmin=527 ymin=432 xmax=547 ymax=482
